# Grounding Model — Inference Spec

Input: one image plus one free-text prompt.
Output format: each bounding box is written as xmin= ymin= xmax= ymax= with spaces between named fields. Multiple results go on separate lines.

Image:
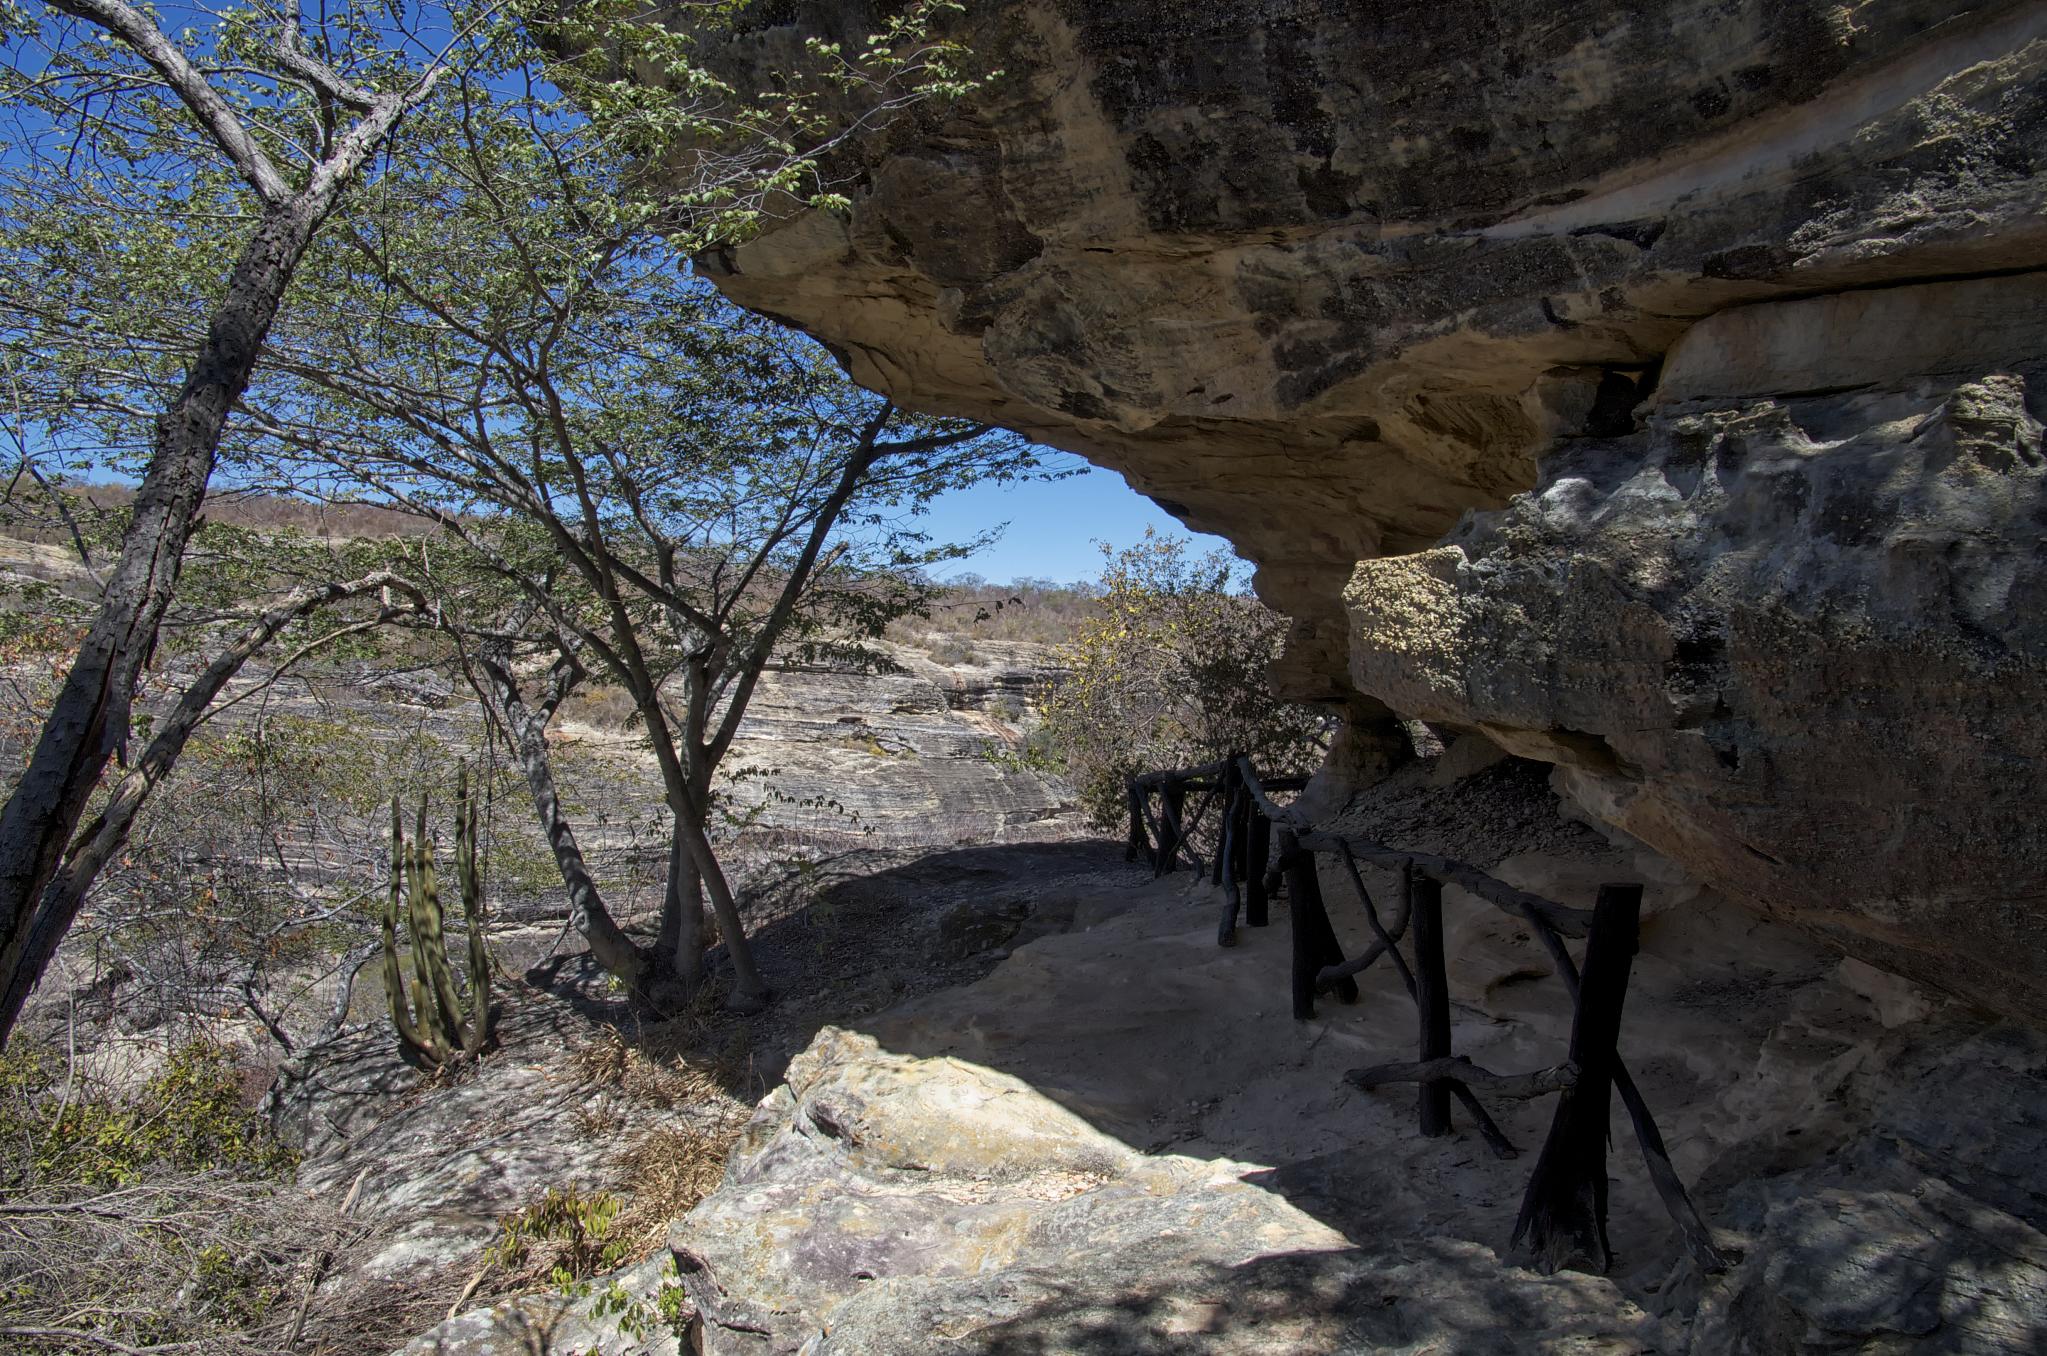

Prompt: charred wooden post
xmin=1347 ymin=1057 xmax=1576 ymax=1100
xmin=1216 ymin=768 xmax=1242 ymax=946
xmin=1512 ymin=884 xmax=1642 ymax=1275
xmin=1411 ymin=869 xmax=1453 ymax=1137
xmin=1281 ymin=830 xmax=1319 ymax=1019
xmin=1282 ymin=831 xmax=1357 ymax=1019
xmin=1227 ymin=757 xmax=1251 ymax=883
xmin=1203 ymin=766 xmax=1220 ymax=893
xmin=1515 ymin=900 xmax=1726 ymax=1273
xmin=1448 ymin=1084 xmax=1519 ymax=1160
xmin=1245 ymin=802 xmax=1272 ymax=928
xmin=1159 ymin=780 xmax=1187 ymax=876
xmin=1319 ymin=845 xmax=1416 ymax=994
xmin=1125 ymin=778 xmax=1151 ymax=867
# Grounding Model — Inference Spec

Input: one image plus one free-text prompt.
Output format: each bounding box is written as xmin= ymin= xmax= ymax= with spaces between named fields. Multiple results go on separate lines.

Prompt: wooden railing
xmin=1125 ymin=755 xmax=1726 ymax=1277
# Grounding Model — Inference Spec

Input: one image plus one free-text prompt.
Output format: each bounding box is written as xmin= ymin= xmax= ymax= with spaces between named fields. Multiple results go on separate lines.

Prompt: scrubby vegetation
xmin=0 ymin=1039 xmax=359 ymax=1353
xmin=1043 ymin=531 xmax=1332 ymax=828
xmin=0 ymin=1 xmax=1327 ymax=1350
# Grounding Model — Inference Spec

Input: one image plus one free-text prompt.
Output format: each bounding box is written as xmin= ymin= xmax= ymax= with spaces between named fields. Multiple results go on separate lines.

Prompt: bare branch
xmin=45 ymin=0 xmax=290 ymax=205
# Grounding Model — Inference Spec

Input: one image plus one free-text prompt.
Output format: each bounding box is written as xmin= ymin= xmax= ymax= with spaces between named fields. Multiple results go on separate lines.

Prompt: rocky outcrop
xmin=652 ymin=757 xmax=2047 ymax=1353
xmin=666 ymin=0 xmax=2047 ymax=1018
xmin=668 ymin=1027 xmax=1663 ymax=1355
xmin=1347 ymin=277 xmax=2047 ymax=1021
xmin=384 ymin=763 xmax=2047 ymax=1354
xmin=549 ymin=641 xmax=1080 ymax=859
xmin=707 ymin=641 xmax=1078 ymax=847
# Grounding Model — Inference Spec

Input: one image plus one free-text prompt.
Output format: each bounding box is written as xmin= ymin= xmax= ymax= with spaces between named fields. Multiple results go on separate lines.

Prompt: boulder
xmin=667 ymin=1027 xmax=1663 ymax=1354
xmin=1346 ymin=277 xmax=2047 ymax=1022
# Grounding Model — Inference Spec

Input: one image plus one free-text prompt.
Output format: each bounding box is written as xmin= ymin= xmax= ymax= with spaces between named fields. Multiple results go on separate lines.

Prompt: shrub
xmin=1042 ymin=530 xmax=1332 ymax=828
xmin=924 ymin=635 xmax=981 ymax=665
xmin=0 ymin=1040 xmax=296 ymax=1189
xmin=485 ymin=1185 xmax=634 ymax=1289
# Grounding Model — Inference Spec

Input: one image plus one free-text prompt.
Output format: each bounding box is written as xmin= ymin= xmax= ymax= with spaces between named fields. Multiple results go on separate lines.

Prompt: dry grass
xmin=611 ymin=1119 xmax=742 ymax=1256
xmin=458 ymin=1022 xmax=753 ymax=1302
xmin=0 ymin=1173 xmax=392 ymax=1356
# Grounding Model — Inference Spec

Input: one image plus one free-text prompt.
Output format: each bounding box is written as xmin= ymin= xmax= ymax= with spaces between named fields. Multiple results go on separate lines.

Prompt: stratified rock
xmin=667 ymin=1027 xmax=1663 ymax=1354
xmin=706 ymin=645 xmax=1081 ymax=848
xmin=1346 ymin=277 xmax=2047 ymax=1021
xmin=645 ymin=0 xmax=2047 ymax=1019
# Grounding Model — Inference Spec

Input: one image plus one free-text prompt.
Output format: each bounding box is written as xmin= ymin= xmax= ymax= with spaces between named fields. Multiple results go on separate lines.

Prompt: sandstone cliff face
xmin=681 ymin=1 xmax=2047 ymax=1019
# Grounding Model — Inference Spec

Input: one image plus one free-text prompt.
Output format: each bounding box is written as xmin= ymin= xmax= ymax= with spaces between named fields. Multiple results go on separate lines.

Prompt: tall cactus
xmin=380 ymin=765 xmax=492 ymax=1068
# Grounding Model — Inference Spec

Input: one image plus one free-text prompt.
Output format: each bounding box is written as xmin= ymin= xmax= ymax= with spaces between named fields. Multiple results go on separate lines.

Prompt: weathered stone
xmin=646 ymin=0 xmax=2047 ymax=1019
xmin=704 ymin=642 xmax=1081 ymax=847
xmin=668 ymin=1027 xmax=1664 ymax=1355
xmin=1346 ymin=278 xmax=2047 ymax=1022
xmin=367 ymin=773 xmax=2047 ymax=1354
xmin=933 ymin=896 xmax=1029 ymax=959
xmin=1687 ymin=1154 xmax=2047 ymax=1355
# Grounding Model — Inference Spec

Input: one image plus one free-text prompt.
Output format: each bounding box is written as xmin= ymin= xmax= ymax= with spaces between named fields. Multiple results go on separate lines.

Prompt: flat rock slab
xmin=669 ymin=1028 xmax=1662 ymax=1354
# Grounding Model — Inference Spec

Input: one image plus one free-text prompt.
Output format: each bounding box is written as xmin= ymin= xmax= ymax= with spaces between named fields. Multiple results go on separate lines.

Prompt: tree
xmin=0 ymin=0 xmax=481 ymax=1043
xmin=0 ymin=0 xmax=995 ymax=1036
xmin=232 ymin=57 xmax=1036 ymax=1010
xmin=1043 ymin=530 xmax=1332 ymax=828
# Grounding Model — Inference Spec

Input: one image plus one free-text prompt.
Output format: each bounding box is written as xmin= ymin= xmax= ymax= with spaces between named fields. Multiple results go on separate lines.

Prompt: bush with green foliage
xmin=0 ymin=1040 xmax=294 ymax=1190
xmin=1042 ymin=531 xmax=1331 ymax=828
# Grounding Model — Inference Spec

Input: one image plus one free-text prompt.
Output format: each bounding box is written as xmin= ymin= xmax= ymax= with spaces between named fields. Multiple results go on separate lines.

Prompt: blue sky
xmin=918 ymin=458 xmax=1228 ymax=586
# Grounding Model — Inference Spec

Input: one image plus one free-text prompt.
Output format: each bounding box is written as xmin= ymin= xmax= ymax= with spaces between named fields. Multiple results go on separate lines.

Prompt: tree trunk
xmin=659 ymin=812 xmax=708 ymax=997
xmin=0 ymin=194 xmax=339 ymax=1033
xmin=0 ymin=575 xmax=417 ymax=1043
xmin=476 ymin=657 xmax=650 ymax=1000
xmin=0 ymin=9 xmax=438 ymax=1044
xmin=672 ymin=811 xmax=767 ymax=1009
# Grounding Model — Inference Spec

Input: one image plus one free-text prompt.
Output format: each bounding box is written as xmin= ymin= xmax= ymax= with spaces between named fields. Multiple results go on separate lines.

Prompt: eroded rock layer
xmin=1348 ymin=276 xmax=2047 ymax=1022
xmin=681 ymin=1 xmax=2047 ymax=1015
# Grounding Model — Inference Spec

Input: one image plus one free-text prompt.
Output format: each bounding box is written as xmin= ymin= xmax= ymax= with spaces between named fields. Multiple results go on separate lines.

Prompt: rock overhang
xmin=642 ymin=0 xmax=2047 ymax=1017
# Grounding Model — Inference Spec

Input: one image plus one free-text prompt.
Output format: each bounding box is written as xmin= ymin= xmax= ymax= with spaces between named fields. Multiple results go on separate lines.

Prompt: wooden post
xmin=1282 ymin=830 xmax=1318 ymax=1019
xmin=1282 ymin=832 xmax=1357 ymax=1019
xmin=1227 ymin=757 xmax=1251 ymax=883
xmin=1159 ymin=780 xmax=1186 ymax=875
xmin=1125 ymin=778 xmax=1149 ymax=866
xmin=1245 ymin=807 xmax=1271 ymax=928
xmin=1411 ymin=870 xmax=1452 ymax=1137
xmin=1216 ymin=772 xmax=1241 ymax=946
xmin=1210 ymin=765 xmax=1230 ymax=886
xmin=1511 ymin=884 xmax=1642 ymax=1275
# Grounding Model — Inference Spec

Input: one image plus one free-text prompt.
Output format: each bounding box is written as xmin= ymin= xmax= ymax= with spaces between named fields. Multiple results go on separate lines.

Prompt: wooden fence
xmin=1125 ymin=755 xmax=1726 ymax=1277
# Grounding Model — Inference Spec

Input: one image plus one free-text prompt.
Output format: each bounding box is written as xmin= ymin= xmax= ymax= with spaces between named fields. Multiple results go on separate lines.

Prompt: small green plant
xmin=486 ymin=1186 xmax=634 ymax=1289
xmin=587 ymin=1259 xmax=694 ymax=1343
xmin=380 ymin=765 xmax=493 ymax=1070
xmin=0 ymin=1041 xmax=296 ymax=1188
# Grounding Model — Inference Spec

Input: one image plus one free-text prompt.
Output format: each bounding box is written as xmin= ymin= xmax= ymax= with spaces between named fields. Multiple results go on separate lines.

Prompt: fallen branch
xmin=1345 ymin=1056 xmax=1577 ymax=1100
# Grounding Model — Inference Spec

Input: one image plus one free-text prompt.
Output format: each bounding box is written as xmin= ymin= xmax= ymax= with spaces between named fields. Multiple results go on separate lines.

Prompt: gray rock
xmin=668 ymin=1028 xmax=1664 ymax=1355
xmin=627 ymin=0 xmax=2047 ymax=1021
xmin=1688 ymin=1154 xmax=2047 ymax=1354
xmin=934 ymin=897 xmax=1029 ymax=959
xmin=1346 ymin=286 xmax=2047 ymax=1022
